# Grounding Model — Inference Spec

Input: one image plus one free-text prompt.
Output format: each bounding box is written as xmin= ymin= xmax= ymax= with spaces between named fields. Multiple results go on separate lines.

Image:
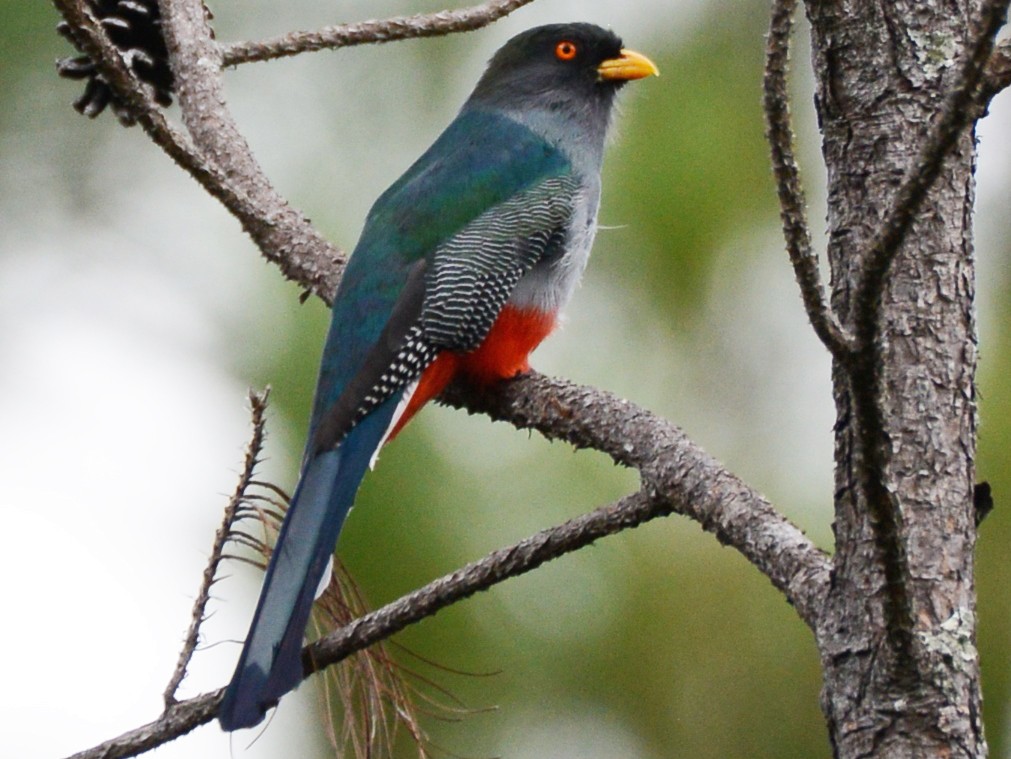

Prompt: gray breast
xmin=508 ymin=179 xmax=601 ymax=315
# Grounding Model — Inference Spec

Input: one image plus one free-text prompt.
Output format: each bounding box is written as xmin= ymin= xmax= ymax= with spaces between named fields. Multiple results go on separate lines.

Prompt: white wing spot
xmin=369 ymin=378 xmax=419 ymax=470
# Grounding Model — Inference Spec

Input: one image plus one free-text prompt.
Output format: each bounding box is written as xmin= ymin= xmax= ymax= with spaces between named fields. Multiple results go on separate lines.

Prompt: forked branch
xmin=67 ymin=471 xmax=828 ymax=759
xmin=788 ymin=0 xmax=1009 ymax=670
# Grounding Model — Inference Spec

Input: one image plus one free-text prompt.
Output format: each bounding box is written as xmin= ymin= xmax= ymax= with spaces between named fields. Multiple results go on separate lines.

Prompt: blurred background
xmin=2 ymin=1 xmax=1009 ymax=757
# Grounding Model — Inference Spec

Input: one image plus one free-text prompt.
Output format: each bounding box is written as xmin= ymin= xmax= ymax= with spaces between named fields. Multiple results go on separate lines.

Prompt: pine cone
xmin=56 ymin=0 xmax=174 ymax=126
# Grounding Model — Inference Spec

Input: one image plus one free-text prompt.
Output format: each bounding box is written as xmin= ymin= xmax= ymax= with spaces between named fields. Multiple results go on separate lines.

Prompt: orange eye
xmin=555 ymin=40 xmax=578 ymax=61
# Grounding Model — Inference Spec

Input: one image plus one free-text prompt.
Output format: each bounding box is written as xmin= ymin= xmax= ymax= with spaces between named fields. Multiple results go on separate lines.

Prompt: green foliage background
xmin=3 ymin=1 xmax=1010 ymax=757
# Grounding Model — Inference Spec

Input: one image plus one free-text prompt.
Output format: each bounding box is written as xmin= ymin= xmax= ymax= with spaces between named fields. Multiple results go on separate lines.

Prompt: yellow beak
xmin=597 ymin=48 xmax=660 ymax=82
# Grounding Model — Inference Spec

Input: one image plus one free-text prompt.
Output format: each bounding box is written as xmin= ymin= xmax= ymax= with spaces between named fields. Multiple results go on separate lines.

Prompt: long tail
xmin=218 ymin=398 xmax=398 ymax=731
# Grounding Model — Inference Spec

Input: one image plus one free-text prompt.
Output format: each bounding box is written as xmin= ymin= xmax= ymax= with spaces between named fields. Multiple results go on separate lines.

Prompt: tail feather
xmin=218 ymin=398 xmax=399 ymax=731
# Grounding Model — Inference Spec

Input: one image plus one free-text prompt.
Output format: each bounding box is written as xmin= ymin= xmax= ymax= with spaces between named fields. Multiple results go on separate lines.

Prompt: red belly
xmin=387 ymin=305 xmax=556 ymax=439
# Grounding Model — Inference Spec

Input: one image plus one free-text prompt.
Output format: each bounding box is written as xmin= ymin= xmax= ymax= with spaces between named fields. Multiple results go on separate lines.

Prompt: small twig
xmin=53 ymin=0 xmax=192 ymax=154
xmin=307 ymin=490 xmax=662 ymax=673
xmin=763 ymin=0 xmax=854 ymax=361
xmin=71 ymin=490 xmax=661 ymax=759
xmin=220 ymin=0 xmax=536 ymax=67
xmin=64 ymin=692 xmax=221 ymax=759
xmin=850 ymin=0 xmax=1010 ymax=345
xmin=162 ymin=388 xmax=271 ymax=708
xmin=981 ymin=36 xmax=1011 ymax=98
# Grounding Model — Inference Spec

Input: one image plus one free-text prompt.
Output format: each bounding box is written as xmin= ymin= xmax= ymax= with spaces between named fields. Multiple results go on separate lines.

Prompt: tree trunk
xmin=806 ymin=0 xmax=984 ymax=755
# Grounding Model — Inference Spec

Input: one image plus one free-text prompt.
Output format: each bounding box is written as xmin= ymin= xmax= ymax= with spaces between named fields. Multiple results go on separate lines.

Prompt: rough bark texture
xmin=805 ymin=1 xmax=984 ymax=755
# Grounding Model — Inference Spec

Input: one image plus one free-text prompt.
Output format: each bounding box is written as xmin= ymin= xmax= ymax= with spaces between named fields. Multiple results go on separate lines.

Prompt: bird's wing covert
xmin=421 ymin=174 xmax=579 ymax=352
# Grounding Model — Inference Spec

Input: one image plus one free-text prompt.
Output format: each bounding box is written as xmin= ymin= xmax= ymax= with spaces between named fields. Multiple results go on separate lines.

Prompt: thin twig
xmin=163 ymin=389 xmax=271 ymax=707
xmin=981 ymin=36 xmax=1011 ymax=98
xmin=52 ymin=0 xmax=200 ymax=161
xmin=307 ymin=491 xmax=665 ymax=673
xmin=64 ymin=692 xmax=221 ymax=759
xmin=850 ymin=0 xmax=1010 ymax=344
xmin=220 ymin=0 xmax=536 ymax=67
xmin=763 ymin=0 xmax=854 ymax=361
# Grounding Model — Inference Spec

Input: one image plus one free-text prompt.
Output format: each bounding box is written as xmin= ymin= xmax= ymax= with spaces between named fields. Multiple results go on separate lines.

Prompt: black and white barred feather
xmin=353 ymin=324 xmax=435 ymax=425
xmin=421 ymin=175 xmax=578 ymax=351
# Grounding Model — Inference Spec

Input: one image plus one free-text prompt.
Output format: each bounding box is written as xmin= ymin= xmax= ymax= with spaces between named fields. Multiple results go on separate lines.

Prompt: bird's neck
xmin=464 ymin=102 xmax=609 ymax=177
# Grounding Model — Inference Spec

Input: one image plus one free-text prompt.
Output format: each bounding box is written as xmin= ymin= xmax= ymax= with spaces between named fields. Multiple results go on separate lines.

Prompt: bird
xmin=218 ymin=21 xmax=658 ymax=731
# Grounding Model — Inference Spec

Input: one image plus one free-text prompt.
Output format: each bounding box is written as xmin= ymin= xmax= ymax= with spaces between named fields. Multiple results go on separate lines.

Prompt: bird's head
xmin=466 ymin=23 xmax=658 ymax=135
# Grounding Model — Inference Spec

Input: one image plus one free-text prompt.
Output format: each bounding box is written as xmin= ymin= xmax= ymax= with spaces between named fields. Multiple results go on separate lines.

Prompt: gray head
xmin=464 ymin=23 xmax=658 ymax=168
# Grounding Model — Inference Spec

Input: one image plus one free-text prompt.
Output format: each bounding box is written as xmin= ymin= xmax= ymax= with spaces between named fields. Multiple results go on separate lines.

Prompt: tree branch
xmin=65 ymin=694 xmax=221 ymax=759
xmin=52 ymin=0 xmax=343 ymax=301
xmin=152 ymin=0 xmax=832 ymax=622
xmin=64 ymin=377 xmax=832 ymax=759
xmin=52 ymin=0 xmax=202 ymax=168
xmin=157 ymin=0 xmax=347 ymax=301
xmin=75 ymin=494 xmax=680 ymax=759
xmin=763 ymin=0 xmax=854 ymax=361
xmin=441 ymin=373 xmax=831 ymax=629
xmin=68 ymin=470 xmax=829 ymax=759
xmin=220 ymin=0 xmax=537 ymax=67
xmin=308 ymin=490 xmax=667 ymax=668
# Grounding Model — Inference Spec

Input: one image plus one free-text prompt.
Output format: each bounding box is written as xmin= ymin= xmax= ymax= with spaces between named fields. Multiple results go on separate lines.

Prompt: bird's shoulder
xmin=358 ymin=108 xmax=574 ymax=260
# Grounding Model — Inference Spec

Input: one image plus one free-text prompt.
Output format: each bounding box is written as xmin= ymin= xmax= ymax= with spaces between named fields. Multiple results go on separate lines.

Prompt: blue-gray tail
xmin=218 ymin=402 xmax=396 ymax=731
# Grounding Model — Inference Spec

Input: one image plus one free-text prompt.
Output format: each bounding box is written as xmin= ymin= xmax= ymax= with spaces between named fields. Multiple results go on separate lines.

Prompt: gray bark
xmin=806 ymin=1 xmax=985 ymax=755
